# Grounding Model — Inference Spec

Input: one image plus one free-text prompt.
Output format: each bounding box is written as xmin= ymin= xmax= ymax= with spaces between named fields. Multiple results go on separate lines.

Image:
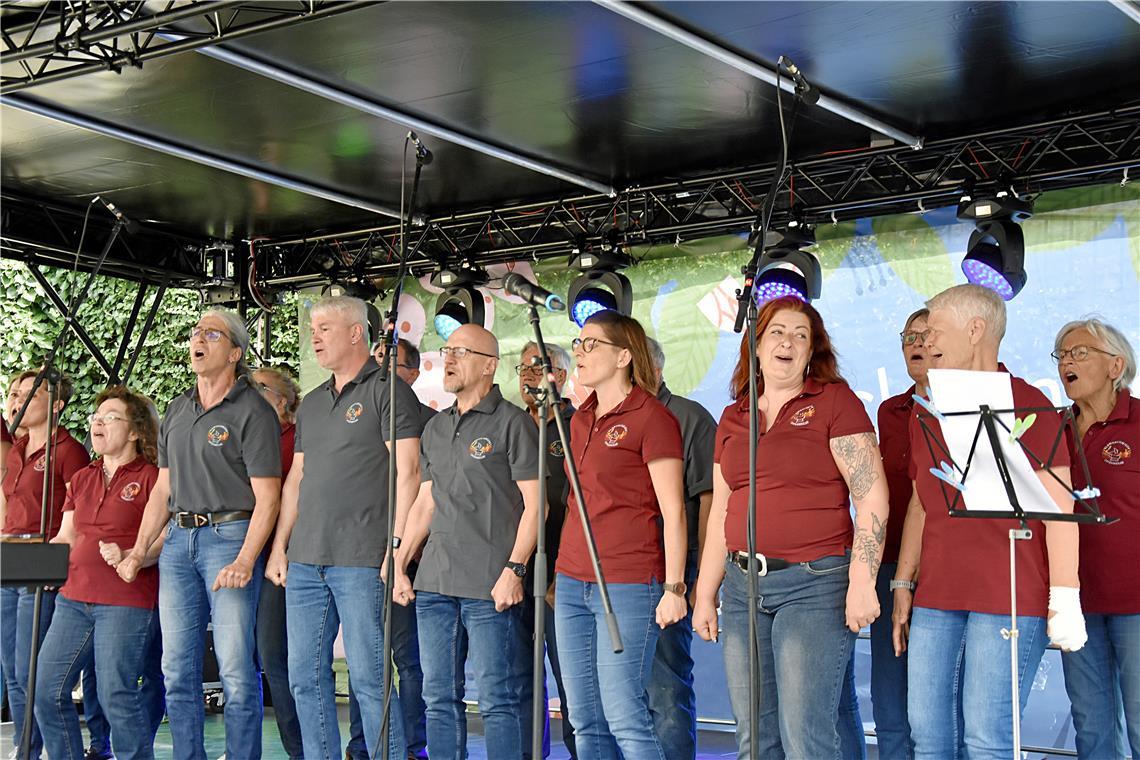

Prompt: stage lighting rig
xmin=957 ymin=191 xmax=1033 ymax=301
xmin=431 ymin=262 xmax=488 ymax=339
xmin=566 ymin=235 xmax=634 ymax=327
xmin=749 ymin=223 xmax=822 ymax=305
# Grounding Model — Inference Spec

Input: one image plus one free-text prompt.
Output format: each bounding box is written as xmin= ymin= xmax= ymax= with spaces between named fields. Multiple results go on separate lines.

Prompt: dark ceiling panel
xmin=647 ymin=1 xmax=1140 ymax=134
xmin=0 ymin=106 xmax=377 ymax=239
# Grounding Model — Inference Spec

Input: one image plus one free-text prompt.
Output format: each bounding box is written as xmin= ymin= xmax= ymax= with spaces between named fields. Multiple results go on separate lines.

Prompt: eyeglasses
xmin=1050 ymin=345 xmax=1117 ymax=363
xmin=572 ymin=337 xmax=620 ymax=353
xmin=189 ymin=326 xmax=231 ymax=343
xmin=439 ymin=346 xmax=498 ymax=360
xmin=88 ymin=413 xmax=129 ymax=425
xmin=900 ymin=330 xmax=929 ymax=346
xmin=515 ymin=363 xmax=543 ymax=376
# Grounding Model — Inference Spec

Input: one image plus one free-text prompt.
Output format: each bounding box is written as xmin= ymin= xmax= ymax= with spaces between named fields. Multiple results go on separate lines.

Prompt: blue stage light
xmin=570 ymin=288 xmax=618 ymax=327
xmin=434 ymin=312 xmax=463 ymax=340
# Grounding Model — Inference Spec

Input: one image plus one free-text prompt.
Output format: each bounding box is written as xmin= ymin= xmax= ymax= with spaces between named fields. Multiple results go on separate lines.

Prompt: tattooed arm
xmin=830 ymin=431 xmax=890 ymax=632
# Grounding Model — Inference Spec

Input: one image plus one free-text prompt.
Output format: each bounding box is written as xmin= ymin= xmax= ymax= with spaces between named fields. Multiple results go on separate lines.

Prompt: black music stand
xmin=915 ymin=401 xmax=1114 ymax=759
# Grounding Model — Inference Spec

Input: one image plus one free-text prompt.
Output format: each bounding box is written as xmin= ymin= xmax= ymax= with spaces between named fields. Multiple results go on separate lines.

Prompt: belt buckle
xmin=194 ymin=513 xmax=209 ymax=528
xmin=738 ymin=552 xmax=768 ymax=576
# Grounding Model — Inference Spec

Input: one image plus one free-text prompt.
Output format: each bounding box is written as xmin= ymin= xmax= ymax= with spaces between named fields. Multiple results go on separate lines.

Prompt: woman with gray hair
xmin=1053 ymin=317 xmax=1139 ymax=759
xmin=116 ymin=307 xmax=282 ymax=760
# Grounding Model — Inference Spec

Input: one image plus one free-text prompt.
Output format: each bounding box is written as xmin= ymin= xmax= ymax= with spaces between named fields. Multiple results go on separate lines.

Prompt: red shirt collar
xmin=733 ymin=376 xmax=825 ymax=414
xmin=12 ymin=427 xmax=76 ymax=458
xmin=1072 ymin=390 xmax=1132 ymax=423
xmin=578 ymin=385 xmax=651 ymax=417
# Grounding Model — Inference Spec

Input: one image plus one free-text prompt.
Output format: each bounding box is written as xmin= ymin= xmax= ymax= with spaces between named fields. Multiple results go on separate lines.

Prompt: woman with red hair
xmin=692 ymin=296 xmax=889 ymax=759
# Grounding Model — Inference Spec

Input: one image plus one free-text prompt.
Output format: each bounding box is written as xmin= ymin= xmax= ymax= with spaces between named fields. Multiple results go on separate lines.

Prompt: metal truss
xmin=0 ymin=193 xmax=208 ymax=286
xmin=0 ymin=0 xmax=373 ymax=95
xmin=257 ymin=105 xmax=1140 ymax=289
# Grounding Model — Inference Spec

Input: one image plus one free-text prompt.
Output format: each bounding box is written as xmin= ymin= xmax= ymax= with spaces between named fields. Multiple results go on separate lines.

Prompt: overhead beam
xmin=160 ymin=34 xmax=616 ymax=196
xmin=1108 ymin=0 xmax=1140 ymax=24
xmin=2 ymin=94 xmax=403 ymax=219
xmin=593 ymin=0 xmax=923 ymax=149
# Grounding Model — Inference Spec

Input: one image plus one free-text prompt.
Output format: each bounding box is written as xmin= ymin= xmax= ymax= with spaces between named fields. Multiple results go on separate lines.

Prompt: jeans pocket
xmin=803 ymin=555 xmax=851 ymax=576
xmin=212 ymin=520 xmax=250 ymax=541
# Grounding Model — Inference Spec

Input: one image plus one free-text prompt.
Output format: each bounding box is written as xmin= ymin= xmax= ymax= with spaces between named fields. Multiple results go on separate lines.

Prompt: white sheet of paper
xmin=926 ymin=368 xmax=1060 ymax=514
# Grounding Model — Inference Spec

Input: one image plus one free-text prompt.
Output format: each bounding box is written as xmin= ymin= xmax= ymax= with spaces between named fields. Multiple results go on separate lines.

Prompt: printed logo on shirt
xmin=1102 ymin=440 xmax=1132 ymax=466
xmin=120 ymin=482 xmax=142 ymax=501
xmin=33 ymin=454 xmax=46 ymax=472
xmin=345 ymin=402 xmax=364 ymax=424
xmin=604 ymin=424 xmax=628 ymax=448
xmin=469 ymin=437 xmax=494 ymax=460
xmin=549 ymin=440 xmax=565 ymax=458
xmin=206 ymin=425 xmax=229 ymax=447
xmin=790 ymin=405 xmax=815 ymax=427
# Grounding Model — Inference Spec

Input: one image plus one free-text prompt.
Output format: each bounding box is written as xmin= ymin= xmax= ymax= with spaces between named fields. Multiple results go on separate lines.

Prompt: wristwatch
xmin=889 ymin=579 xmax=916 ymax=592
xmin=506 ymin=561 xmax=527 ymax=579
xmin=662 ymin=581 xmax=687 ymax=596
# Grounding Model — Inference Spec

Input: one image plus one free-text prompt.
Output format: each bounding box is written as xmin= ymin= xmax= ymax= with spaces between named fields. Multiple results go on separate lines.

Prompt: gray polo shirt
xmin=658 ymin=383 xmax=716 ymax=555
xmin=158 ymin=375 xmax=281 ymax=514
xmin=415 ymin=385 xmax=539 ymax=601
xmin=290 ymin=358 xmax=423 ymax=568
xmin=418 ymin=401 xmax=438 ymax=430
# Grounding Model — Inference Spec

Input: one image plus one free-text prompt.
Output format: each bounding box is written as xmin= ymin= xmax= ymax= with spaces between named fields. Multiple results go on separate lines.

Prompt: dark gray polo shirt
xmin=418 ymin=401 xmax=438 ymax=430
xmin=158 ymin=375 xmax=281 ymax=514
xmin=415 ymin=385 xmax=539 ymax=601
xmin=658 ymin=383 xmax=717 ymax=555
xmin=290 ymin=358 xmax=423 ymax=568
xmin=542 ymin=401 xmax=575 ymax=569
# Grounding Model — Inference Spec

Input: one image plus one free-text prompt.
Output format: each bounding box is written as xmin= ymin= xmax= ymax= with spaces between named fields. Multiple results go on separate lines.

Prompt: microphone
xmin=502 ymin=272 xmax=565 ymax=312
xmin=93 ymin=196 xmax=139 ymax=234
xmin=780 ymin=56 xmax=820 ymax=105
xmin=408 ymin=131 xmax=434 ymax=165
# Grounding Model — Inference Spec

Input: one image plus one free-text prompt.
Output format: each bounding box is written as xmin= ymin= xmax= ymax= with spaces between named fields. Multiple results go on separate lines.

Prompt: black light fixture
xmin=431 ymin=262 xmax=488 ymax=339
xmin=749 ymin=223 xmax=822 ymax=305
xmin=566 ymin=234 xmax=634 ymax=327
xmin=957 ymin=191 xmax=1033 ymax=301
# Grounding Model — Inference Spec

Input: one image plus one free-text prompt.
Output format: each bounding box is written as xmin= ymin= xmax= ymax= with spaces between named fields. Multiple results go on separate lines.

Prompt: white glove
xmin=1047 ymin=586 xmax=1087 ymax=652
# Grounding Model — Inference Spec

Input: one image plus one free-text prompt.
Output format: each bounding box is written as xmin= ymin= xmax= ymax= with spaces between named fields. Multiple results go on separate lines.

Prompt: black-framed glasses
xmin=439 ymin=346 xmax=498 ymax=360
xmin=515 ymin=363 xmax=543 ymax=376
xmin=189 ymin=326 xmax=231 ymax=343
xmin=900 ymin=330 xmax=930 ymax=346
xmin=572 ymin=337 xmax=620 ymax=353
xmin=1050 ymin=345 xmax=1116 ymax=363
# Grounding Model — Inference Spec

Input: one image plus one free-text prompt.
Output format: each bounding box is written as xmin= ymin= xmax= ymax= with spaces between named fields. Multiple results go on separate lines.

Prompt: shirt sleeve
xmin=242 ymin=401 xmax=283 ymax=479
xmin=1015 ymin=382 xmax=1070 ymax=470
xmin=507 ymin=411 xmax=540 ymax=481
xmin=157 ymin=398 xmax=174 ymax=469
xmin=642 ymin=401 xmax=683 ymax=465
xmin=60 ymin=438 xmax=91 ymax=484
xmin=384 ymin=378 xmax=424 ymax=442
xmin=907 ymin=412 xmax=920 ymax=481
xmin=419 ymin=421 xmax=435 ymax=483
xmin=61 ymin=472 xmax=81 ymax=513
xmin=827 ymin=383 xmax=875 ymax=439
xmin=713 ymin=403 xmax=738 ymax=465
xmin=683 ymin=404 xmax=717 ymax=499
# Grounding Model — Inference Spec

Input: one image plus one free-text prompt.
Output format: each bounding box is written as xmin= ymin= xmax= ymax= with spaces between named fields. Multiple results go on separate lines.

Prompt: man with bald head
xmin=394 ymin=324 xmax=543 ymax=759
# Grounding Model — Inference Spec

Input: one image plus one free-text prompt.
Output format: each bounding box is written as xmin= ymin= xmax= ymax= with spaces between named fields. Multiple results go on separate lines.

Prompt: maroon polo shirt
xmin=878 ymin=386 xmax=917 ymax=565
xmin=1067 ymin=392 xmax=1140 ymax=615
xmin=715 ymin=379 xmax=874 ymax=561
xmin=280 ymin=422 xmax=296 ymax=480
xmin=556 ymin=385 xmax=683 ymax=584
xmin=909 ymin=374 xmax=1068 ymax=618
xmin=60 ymin=457 xmax=159 ymax=609
xmin=2 ymin=428 xmax=89 ymax=536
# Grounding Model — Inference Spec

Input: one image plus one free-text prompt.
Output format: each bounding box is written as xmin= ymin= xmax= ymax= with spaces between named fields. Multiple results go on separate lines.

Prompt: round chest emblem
xmin=206 ymin=425 xmax=229 ymax=447
xmin=120 ymin=482 xmax=142 ymax=501
xmin=345 ymin=402 xmax=364 ymax=424
xmin=604 ymin=424 xmax=628 ymax=448
xmin=548 ymin=440 xmax=565 ymax=458
xmin=790 ymin=405 xmax=815 ymax=427
xmin=469 ymin=437 xmax=494 ymax=460
xmin=33 ymin=455 xmax=46 ymax=472
xmin=1102 ymin=440 xmax=1132 ymax=466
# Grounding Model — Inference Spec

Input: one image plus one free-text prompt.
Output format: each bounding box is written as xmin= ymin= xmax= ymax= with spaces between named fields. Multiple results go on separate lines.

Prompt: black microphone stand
xmin=7 ymin=213 xmax=128 ymax=759
xmin=523 ymin=305 xmax=623 ymax=760
xmin=730 ymin=61 xmax=805 ymax=759
xmin=375 ymin=135 xmax=427 ymax=760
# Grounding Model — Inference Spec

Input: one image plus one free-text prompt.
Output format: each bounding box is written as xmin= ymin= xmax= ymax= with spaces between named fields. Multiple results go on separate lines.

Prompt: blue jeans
xmin=515 ymin=591 xmax=551 ymax=760
xmin=159 ymin=520 xmax=263 ymax=760
xmin=554 ymin=574 xmax=663 ymax=760
xmin=286 ymin=562 xmax=406 ymax=760
xmin=720 ymin=555 xmax=856 ymax=760
xmin=256 ymin=578 xmax=304 ymax=760
xmin=647 ymin=552 xmax=698 ymax=760
xmin=869 ymin=563 xmax=911 ymax=759
xmin=0 ymin=586 xmax=56 ymax=758
xmin=347 ymin=564 xmax=428 ymax=760
xmin=840 ymin=651 xmax=866 ymax=760
xmin=33 ymin=596 xmax=164 ymax=760
xmin=1062 ymin=612 xmax=1140 ymax=759
xmin=81 ymin=664 xmax=111 ymax=754
xmin=417 ymin=591 xmax=521 ymax=760
xmin=907 ymin=607 xmax=1047 ymax=760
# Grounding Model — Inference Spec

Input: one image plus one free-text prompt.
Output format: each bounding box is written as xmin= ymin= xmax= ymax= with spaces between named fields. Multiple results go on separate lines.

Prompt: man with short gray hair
xmin=643 ymin=337 xmax=716 ymax=760
xmin=267 ymin=296 xmax=423 ymax=759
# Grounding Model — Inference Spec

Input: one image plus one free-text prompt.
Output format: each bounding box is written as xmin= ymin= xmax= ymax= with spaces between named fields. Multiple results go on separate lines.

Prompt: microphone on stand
xmin=503 ymin=272 xmax=565 ymax=312
xmin=779 ymin=56 xmax=820 ymax=105
xmin=93 ymin=196 xmax=139 ymax=234
xmin=408 ymin=131 xmax=434 ymax=165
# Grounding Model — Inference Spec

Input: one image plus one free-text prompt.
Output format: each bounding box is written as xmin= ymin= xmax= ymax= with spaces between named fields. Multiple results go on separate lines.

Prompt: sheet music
xmin=927 ymin=368 xmax=1061 ymax=514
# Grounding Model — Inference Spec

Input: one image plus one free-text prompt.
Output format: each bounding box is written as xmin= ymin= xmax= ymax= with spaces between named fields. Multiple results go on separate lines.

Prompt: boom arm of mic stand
xmin=525 ymin=306 xmax=624 ymax=654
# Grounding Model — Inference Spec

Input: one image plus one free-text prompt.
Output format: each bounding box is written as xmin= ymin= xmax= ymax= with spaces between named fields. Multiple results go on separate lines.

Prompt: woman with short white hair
xmin=1053 ymin=317 xmax=1139 ymax=759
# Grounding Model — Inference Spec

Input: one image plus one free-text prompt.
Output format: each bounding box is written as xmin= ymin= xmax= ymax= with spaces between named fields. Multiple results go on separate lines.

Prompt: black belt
xmin=729 ymin=551 xmax=793 ymax=576
xmin=171 ymin=510 xmax=252 ymax=529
